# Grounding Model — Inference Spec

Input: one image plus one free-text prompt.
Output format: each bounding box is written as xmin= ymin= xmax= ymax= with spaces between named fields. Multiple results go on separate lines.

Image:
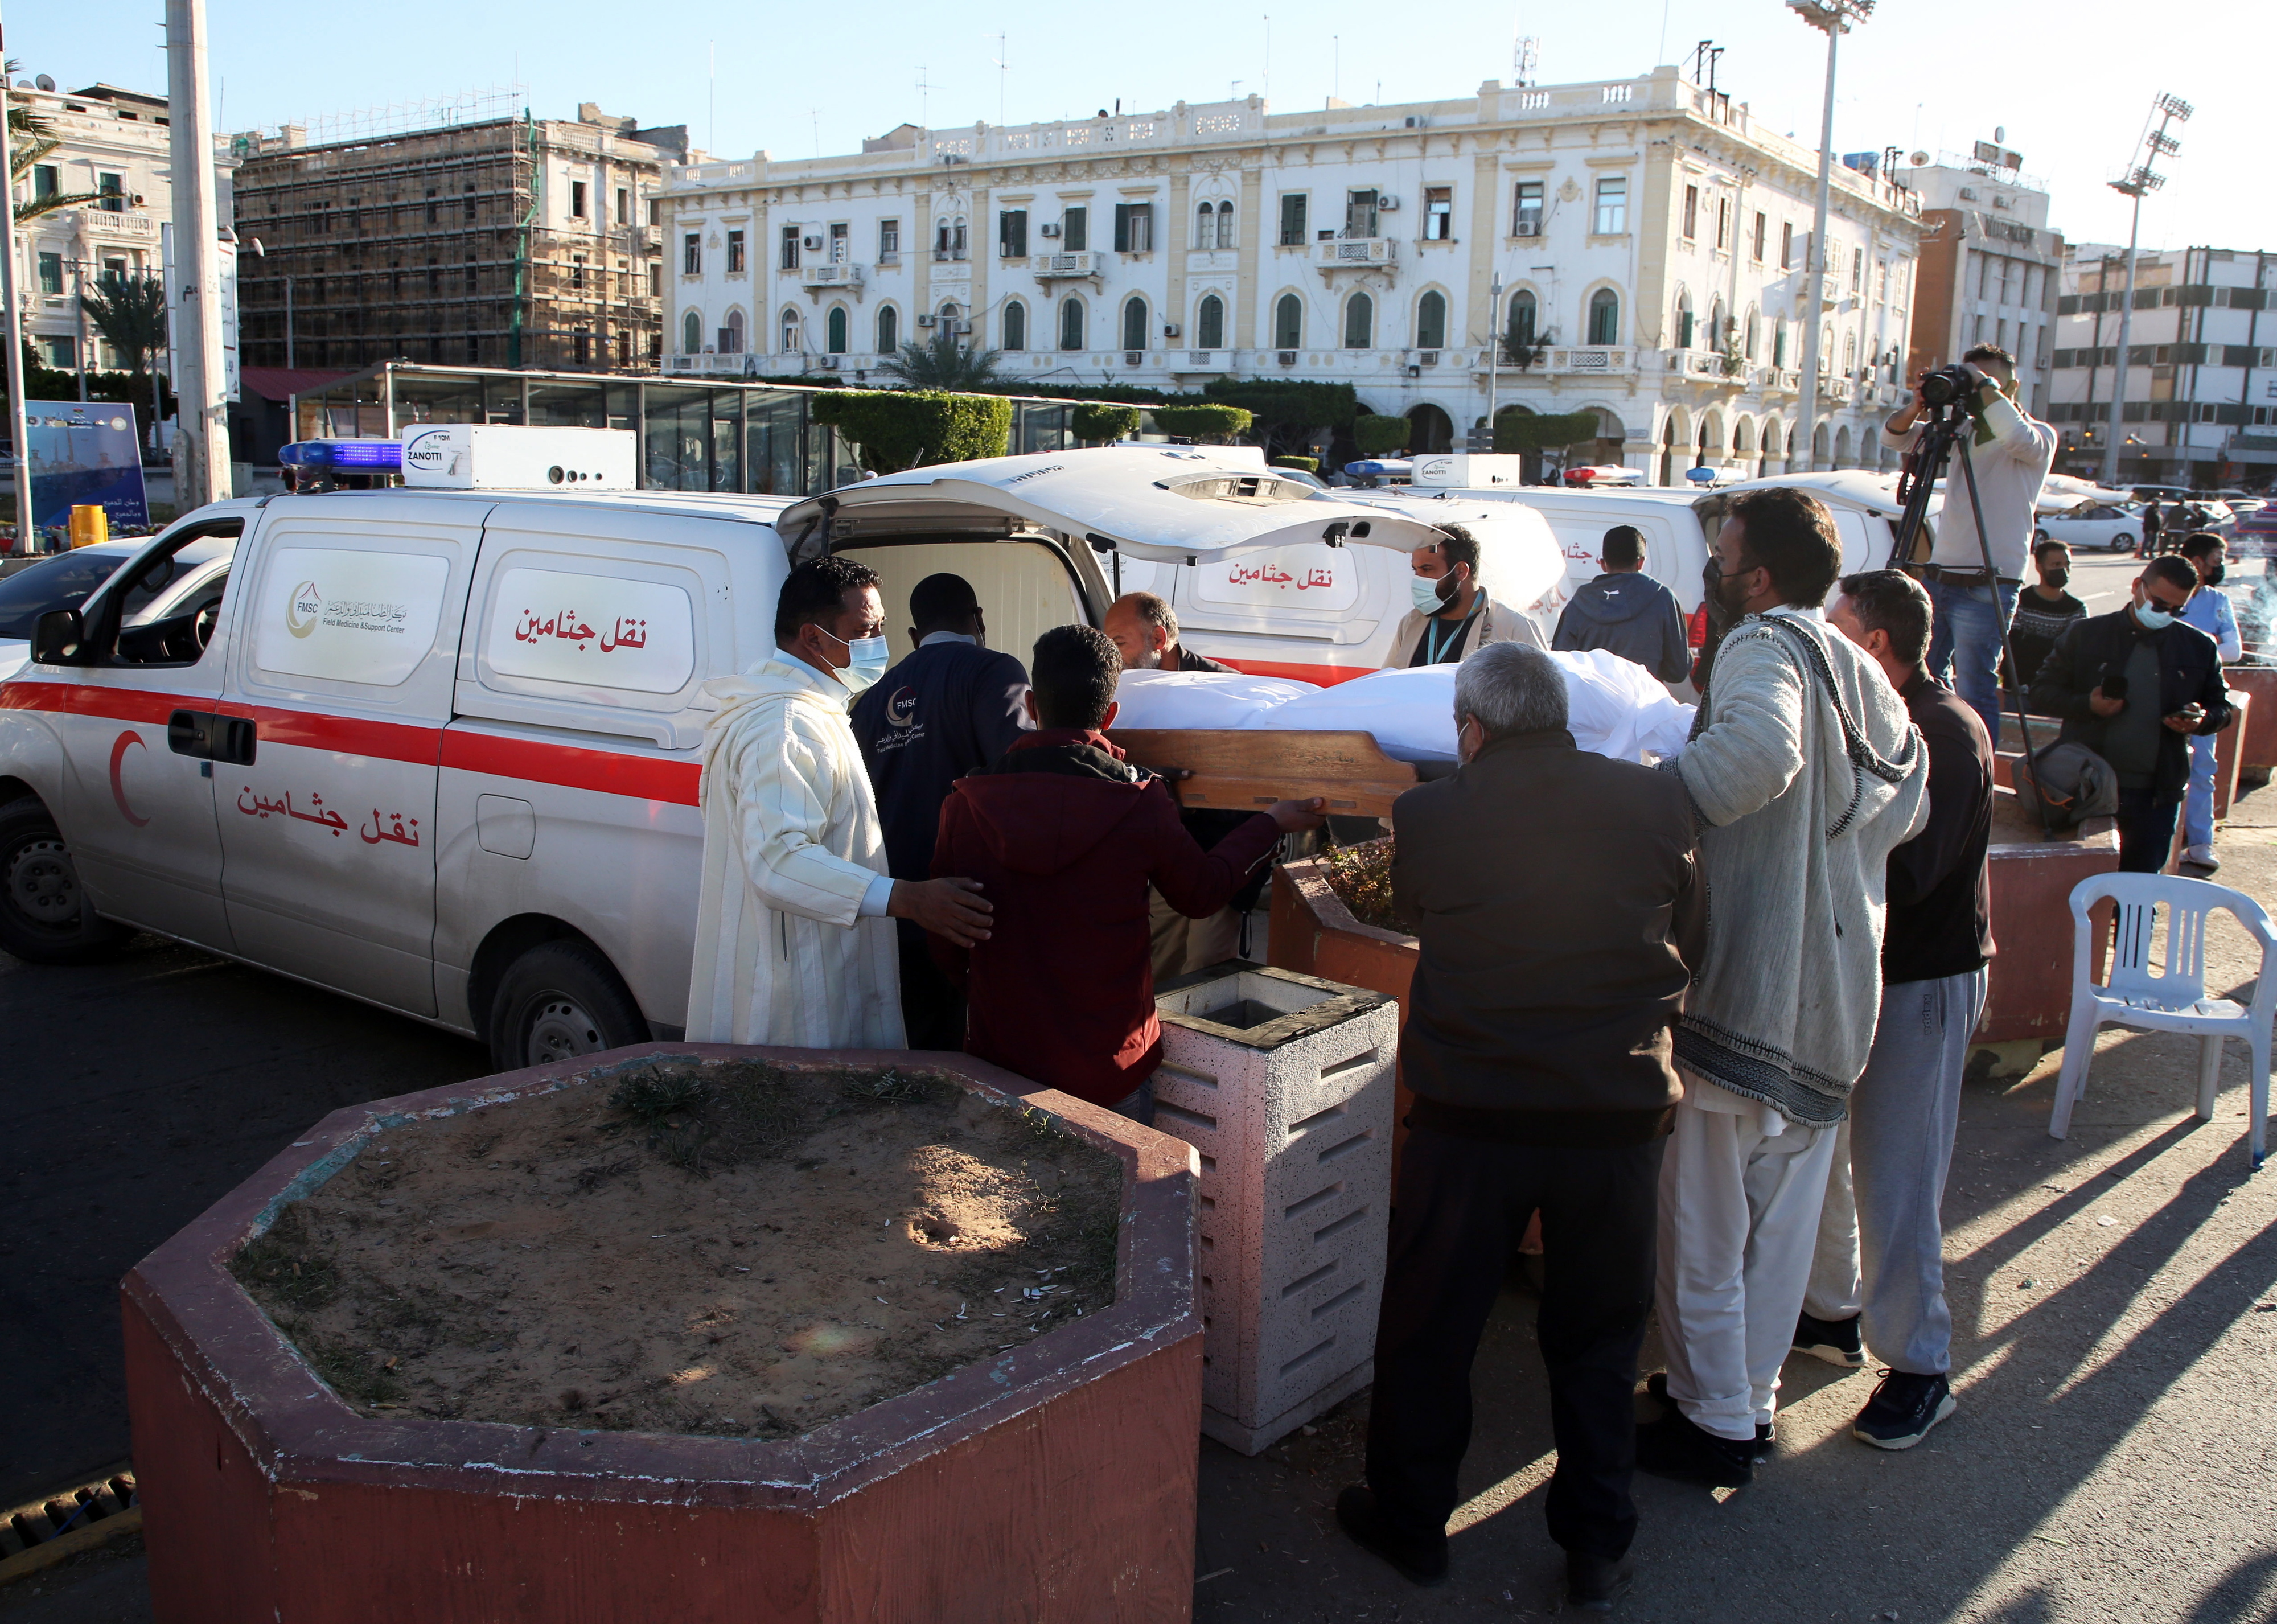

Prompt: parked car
xmin=2035 ymin=500 xmax=2144 ymax=554
xmin=0 ymin=537 xmax=237 ymax=683
xmin=0 ymin=438 xmax=1446 ymax=1067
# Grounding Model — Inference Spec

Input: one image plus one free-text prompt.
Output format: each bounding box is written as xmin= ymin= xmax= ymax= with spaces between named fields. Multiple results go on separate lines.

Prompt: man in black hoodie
xmin=1552 ymin=525 xmax=1694 ymax=684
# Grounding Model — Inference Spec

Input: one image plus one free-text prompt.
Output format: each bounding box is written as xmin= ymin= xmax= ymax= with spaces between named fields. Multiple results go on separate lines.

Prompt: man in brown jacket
xmin=1335 ymin=642 xmax=1704 ymax=1612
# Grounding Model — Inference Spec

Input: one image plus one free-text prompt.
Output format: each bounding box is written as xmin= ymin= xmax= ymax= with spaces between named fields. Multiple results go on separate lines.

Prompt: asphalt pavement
xmin=5 ymin=549 xmax=2272 ymax=1622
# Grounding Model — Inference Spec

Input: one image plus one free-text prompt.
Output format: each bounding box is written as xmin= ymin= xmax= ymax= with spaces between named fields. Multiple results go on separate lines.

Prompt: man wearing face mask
xmin=2173 ymin=533 xmax=2240 ymax=870
xmin=1390 ymin=526 xmax=1547 ymax=667
xmin=685 ymin=557 xmax=997 ymax=1047
xmin=1880 ymin=343 xmax=2057 ymax=743
xmin=1335 ymin=642 xmax=1701 ymax=1610
xmin=2005 ymin=540 xmax=2087 ymax=697
xmin=2030 ymin=554 xmax=2234 ymax=873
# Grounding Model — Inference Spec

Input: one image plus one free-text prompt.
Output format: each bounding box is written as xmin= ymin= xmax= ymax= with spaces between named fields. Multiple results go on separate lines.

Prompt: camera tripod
xmin=1888 ymin=390 xmax=2057 ymax=833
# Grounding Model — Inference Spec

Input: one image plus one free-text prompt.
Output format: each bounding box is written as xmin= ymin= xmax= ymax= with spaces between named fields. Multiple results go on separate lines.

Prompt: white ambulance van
xmin=0 ymin=435 xmax=1445 ymax=1067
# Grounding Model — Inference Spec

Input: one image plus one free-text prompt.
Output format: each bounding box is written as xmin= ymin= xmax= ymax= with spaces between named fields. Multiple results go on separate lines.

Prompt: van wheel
xmin=487 ymin=938 xmax=650 ymax=1072
xmin=0 ymin=797 xmax=130 ymax=965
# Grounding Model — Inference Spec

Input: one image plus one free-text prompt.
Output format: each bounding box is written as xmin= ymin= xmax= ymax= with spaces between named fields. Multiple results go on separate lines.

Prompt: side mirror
xmin=32 ymin=609 xmax=85 ymax=665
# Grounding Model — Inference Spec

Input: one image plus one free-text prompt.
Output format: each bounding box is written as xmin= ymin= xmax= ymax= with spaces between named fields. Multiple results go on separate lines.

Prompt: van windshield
xmin=0 ymin=546 xmax=142 ymax=639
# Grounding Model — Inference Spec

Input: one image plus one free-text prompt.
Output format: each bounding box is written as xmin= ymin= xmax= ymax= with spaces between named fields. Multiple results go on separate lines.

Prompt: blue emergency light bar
xmin=278 ymin=438 xmax=403 ymax=471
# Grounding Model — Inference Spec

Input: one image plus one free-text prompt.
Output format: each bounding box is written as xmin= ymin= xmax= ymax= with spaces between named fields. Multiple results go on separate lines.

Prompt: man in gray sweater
xmin=1636 ymin=488 xmax=1929 ymax=1489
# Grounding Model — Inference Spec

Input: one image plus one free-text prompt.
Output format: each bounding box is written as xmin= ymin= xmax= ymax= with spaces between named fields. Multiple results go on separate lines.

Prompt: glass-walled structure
xmin=291 ymin=363 xmax=1137 ymax=497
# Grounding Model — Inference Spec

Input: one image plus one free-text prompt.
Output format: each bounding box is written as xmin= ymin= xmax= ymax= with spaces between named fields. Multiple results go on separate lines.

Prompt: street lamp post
xmin=2101 ymin=92 xmax=2190 ymax=490
xmin=1786 ymin=0 xmax=1872 ymax=474
xmin=1484 ymin=270 xmax=1501 ymax=452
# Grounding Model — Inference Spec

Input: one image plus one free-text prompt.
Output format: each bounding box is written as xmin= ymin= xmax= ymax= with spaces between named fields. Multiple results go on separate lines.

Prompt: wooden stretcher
xmin=1103 ymin=729 xmax=1421 ymax=821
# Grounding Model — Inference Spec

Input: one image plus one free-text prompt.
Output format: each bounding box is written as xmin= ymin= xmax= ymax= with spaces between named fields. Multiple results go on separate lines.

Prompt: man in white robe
xmin=685 ymin=557 xmax=993 ymax=1048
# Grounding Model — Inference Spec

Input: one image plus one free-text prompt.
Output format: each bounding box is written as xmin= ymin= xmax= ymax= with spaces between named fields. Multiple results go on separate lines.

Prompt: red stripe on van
xmin=0 ymin=681 xmax=183 ymax=725
xmin=221 ymin=703 xmax=444 ymax=767
xmin=441 ymin=729 xmax=701 ymax=806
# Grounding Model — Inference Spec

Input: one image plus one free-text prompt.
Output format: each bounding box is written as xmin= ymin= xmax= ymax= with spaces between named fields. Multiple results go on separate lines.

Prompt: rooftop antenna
xmin=706 ymin=42 xmax=716 ymax=155
xmin=991 ymin=33 xmax=1007 ymax=128
xmin=811 ymin=106 xmax=821 ymax=158
xmin=1513 ymin=35 xmax=1539 ymax=88
xmin=915 ymin=64 xmax=936 ymax=128
xmin=1262 ymin=13 xmax=1271 ymax=106
xmin=1333 ymin=36 xmax=1339 ymax=104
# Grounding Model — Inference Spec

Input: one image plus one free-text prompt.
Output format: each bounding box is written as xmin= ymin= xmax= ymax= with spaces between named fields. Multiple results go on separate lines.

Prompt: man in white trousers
xmin=684 ymin=556 xmax=995 ymax=1048
xmin=1636 ymin=490 xmax=1929 ymax=1489
xmin=1798 ymin=570 xmax=1994 ymax=1449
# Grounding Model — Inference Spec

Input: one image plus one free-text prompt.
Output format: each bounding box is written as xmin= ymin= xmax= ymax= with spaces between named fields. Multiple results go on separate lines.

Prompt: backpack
xmin=2024 ymin=741 xmax=2119 ymax=830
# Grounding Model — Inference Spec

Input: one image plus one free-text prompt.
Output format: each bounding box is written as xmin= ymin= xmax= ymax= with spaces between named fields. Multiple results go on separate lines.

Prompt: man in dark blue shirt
xmin=1552 ymin=525 xmax=1693 ymax=683
xmin=851 ymin=573 xmax=1031 ymax=1047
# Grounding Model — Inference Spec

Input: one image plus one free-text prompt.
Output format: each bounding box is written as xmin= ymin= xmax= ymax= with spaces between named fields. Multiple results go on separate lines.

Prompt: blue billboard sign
xmin=23 ymin=402 xmax=150 ymax=532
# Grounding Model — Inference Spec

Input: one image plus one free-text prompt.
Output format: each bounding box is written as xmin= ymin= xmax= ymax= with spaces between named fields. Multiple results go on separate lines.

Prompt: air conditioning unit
xmin=1277 ymin=350 xmax=1297 ymax=366
xmin=916 ymin=314 xmax=938 ymax=328
xmin=803 ymin=234 xmax=824 ymax=250
xmin=1162 ymin=323 xmax=1181 ymax=338
xmin=1125 ymin=351 xmax=1143 ymax=366
xmin=1039 ymin=223 xmax=1062 ymax=238
xmin=953 ymin=322 xmax=973 ymax=335
xmin=1515 ymin=222 xmax=1540 ymax=237
xmin=1377 ymin=195 xmax=1401 ymax=211
xmin=1420 ymin=351 xmax=1438 ymax=365
xmin=817 ymin=355 xmax=840 ymax=369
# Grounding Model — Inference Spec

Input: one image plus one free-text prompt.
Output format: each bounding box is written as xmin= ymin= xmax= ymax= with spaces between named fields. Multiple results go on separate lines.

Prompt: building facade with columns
xmin=659 ymin=66 xmax=1922 ymax=480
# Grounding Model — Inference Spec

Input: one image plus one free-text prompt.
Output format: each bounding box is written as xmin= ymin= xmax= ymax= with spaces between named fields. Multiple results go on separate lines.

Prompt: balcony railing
xmin=1315 ymin=236 xmax=1396 ymax=269
xmin=1540 ymin=345 xmax=1633 ymax=375
xmin=56 ymin=208 xmax=159 ymax=240
xmin=800 ymin=262 xmax=864 ymax=290
xmin=1031 ymin=251 xmax=1099 ymax=279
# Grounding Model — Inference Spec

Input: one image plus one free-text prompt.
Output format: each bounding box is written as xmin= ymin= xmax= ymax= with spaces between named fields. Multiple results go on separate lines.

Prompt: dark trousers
xmin=897 ymin=927 xmax=967 ymax=1051
xmin=2116 ymin=787 xmax=2182 ymax=874
xmin=1364 ymin=1125 xmax=1662 ymax=1561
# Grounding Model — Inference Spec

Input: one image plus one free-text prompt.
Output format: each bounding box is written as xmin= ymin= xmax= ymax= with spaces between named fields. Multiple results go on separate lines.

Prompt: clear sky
xmin=18 ymin=0 xmax=2267 ymax=258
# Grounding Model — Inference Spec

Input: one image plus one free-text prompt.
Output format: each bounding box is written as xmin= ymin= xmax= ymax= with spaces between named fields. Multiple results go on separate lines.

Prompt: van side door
xmin=215 ymin=495 xmax=482 ymax=1016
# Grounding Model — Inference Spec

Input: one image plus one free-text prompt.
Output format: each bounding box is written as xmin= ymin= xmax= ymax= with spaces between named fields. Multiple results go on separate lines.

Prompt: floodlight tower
xmin=2101 ymin=92 xmax=2192 ymax=489
xmin=1786 ymin=0 xmax=1874 ymax=472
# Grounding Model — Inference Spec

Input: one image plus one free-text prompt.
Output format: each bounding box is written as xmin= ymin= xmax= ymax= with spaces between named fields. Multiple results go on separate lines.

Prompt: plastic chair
xmin=2048 ymin=872 xmax=2275 ymax=1169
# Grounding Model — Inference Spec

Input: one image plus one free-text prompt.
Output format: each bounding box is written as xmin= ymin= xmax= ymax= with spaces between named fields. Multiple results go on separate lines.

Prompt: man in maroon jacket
xmin=931 ymin=625 xmax=1325 ymax=1117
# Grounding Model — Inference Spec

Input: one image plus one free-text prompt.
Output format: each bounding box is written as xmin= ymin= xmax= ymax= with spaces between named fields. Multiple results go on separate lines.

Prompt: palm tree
xmin=7 ymin=63 xmax=102 ymax=223
xmin=876 ymin=331 xmax=1004 ymax=390
xmin=81 ymin=273 xmax=168 ymax=374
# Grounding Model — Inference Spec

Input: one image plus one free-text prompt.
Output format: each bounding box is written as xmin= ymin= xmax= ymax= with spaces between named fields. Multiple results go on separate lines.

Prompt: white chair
xmin=2047 ymin=872 xmax=2275 ymax=1170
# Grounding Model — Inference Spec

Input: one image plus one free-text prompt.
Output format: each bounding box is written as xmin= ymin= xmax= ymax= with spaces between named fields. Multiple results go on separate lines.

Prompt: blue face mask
xmin=820 ymin=628 xmax=893 ymax=693
xmin=1411 ymin=573 xmax=1453 ymax=615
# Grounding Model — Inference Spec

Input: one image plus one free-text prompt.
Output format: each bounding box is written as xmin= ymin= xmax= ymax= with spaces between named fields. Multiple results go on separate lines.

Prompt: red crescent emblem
xmin=109 ymin=730 xmax=151 ymax=827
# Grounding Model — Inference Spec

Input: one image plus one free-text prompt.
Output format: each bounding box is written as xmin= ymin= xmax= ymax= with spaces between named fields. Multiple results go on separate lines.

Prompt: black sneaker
xmin=1566 ymin=1551 xmax=1634 ymax=1611
xmin=1852 ymin=1370 xmax=1956 ymax=1450
xmin=1633 ymin=1408 xmax=1756 ymax=1489
xmin=1334 ymin=1485 xmax=1448 ymax=1586
xmin=1643 ymin=1372 xmax=1773 ymax=1462
xmin=1793 ymin=1309 xmax=1865 ymax=1368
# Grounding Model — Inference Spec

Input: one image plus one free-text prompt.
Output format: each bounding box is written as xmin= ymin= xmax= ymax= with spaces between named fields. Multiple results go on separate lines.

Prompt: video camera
xmin=1917 ymin=363 xmax=1982 ymax=413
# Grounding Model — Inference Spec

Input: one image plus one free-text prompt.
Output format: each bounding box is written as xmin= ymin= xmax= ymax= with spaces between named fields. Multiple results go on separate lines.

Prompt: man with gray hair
xmin=1336 ymin=642 xmax=1703 ymax=1611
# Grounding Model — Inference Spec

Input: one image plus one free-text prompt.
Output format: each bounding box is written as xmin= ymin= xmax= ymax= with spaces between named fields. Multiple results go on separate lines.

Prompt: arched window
xmin=1709 ymin=299 xmax=1727 ymax=349
xmin=1821 ymin=323 xmax=1834 ymax=371
xmin=723 ymin=310 xmax=745 ymax=354
xmin=938 ymin=302 xmax=962 ymax=332
xmin=1842 ymin=331 xmax=1857 ymax=375
xmin=1216 ymin=199 xmax=1235 ymax=248
xmin=1122 ymin=295 xmax=1149 ymax=352
xmin=1773 ymin=321 xmax=1789 ymax=368
xmin=779 ymin=308 xmax=800 ymax=353
xmin=1196 ymin=201 xmax=1216 ymax=249
xmin=1415 ymin=290 xmax=1446 ymax=350
xmin=1587 ymin=287 xmax=1620 ymax=346
xmin=1002 ymin=299 xmax=1027 ymax=351
xmin=1508 ymin=289 xmax=1538 ymax=348
xmin=1273 ymin=292 xmax=1303 ymax=350
xmin=1059 ymin=297 xmax=1086 ymax=351
xmin=826 ymin=306 xmax=848 ymax=354
xmin=1343 ymin=290 xmax=1373 ymax=348
xmin=1675 ymin=289 xmax=1694 ymax=351
xmin=682 ymin=310 xmax=703 ymax=354
xmin=874 ymin=305 xmax=898 ymax=355
xmin=1197 ymin=293 xmax=1224 ymax=351
xmin=1745 ymin=307 xmax=1760 ymax=360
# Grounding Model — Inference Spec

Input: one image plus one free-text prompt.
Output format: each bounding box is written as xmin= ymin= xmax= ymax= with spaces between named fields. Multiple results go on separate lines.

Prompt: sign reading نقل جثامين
xmin=252 ymin=546 xmax=451 ymax=688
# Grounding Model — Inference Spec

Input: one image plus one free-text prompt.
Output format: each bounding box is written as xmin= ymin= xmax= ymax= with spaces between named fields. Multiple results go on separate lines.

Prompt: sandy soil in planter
xmin=231 ymin=1058 xmax=1121 ymax=1442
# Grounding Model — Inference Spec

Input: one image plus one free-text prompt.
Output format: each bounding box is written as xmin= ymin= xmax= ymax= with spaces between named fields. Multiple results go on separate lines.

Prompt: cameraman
xmin=1880 ymin=344 xmax=2057 ymax=744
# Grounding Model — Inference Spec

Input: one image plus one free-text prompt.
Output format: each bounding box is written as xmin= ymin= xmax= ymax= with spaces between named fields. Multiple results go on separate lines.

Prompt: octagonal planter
xmin=122 ymin=1044 xmax=1201 ymax=1624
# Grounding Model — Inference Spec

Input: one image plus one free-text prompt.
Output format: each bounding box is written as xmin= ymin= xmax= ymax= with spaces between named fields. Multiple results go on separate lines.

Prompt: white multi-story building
xmin=1896 ymin=145 xmax=2063 ymax=418
xmin=659 ymin=67 xmax=1923 ymax=480
xmin=7 ymin=79 xmax=237 ymax=374
xmin=2049 ymin=245 xmax=2277 ymax=489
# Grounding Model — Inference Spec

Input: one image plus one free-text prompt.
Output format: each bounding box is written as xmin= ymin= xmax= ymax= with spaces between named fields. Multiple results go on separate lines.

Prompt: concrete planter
xmin=2221 ymin=669 xmax=2277 ymax=785
xmin=1979 ymin=793 xmax=2120 ymax=1047
xmin=122 ymin=1044 xmax=1201 ymax=1624
xmin=1150 ymin=965 xmax=1398 ymax=1454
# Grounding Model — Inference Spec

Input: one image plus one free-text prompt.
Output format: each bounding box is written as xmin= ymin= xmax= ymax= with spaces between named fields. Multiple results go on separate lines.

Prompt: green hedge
xmin=1494 ymin=409 xmax=1604 ymax=453
xmin=1072 ymin=402 xmax=1144 ymax=444
xmin=1351 ymin=414 xmax=1412 ymax=457
xmin=1149 ymin=402 xmax=1253 ymax=441
xmin=808 ymin=390 xmax=1012 ymax=471
xmin=1269 ymin=455 xmax=1320 ymax=473
xmin=1202 ymin=378 xmax=1358 ymax=431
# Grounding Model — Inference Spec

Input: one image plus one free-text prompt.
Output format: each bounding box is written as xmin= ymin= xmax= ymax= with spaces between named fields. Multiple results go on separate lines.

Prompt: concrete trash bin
xmin=1151 ymin=962 xmax=1399 ymax=1453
